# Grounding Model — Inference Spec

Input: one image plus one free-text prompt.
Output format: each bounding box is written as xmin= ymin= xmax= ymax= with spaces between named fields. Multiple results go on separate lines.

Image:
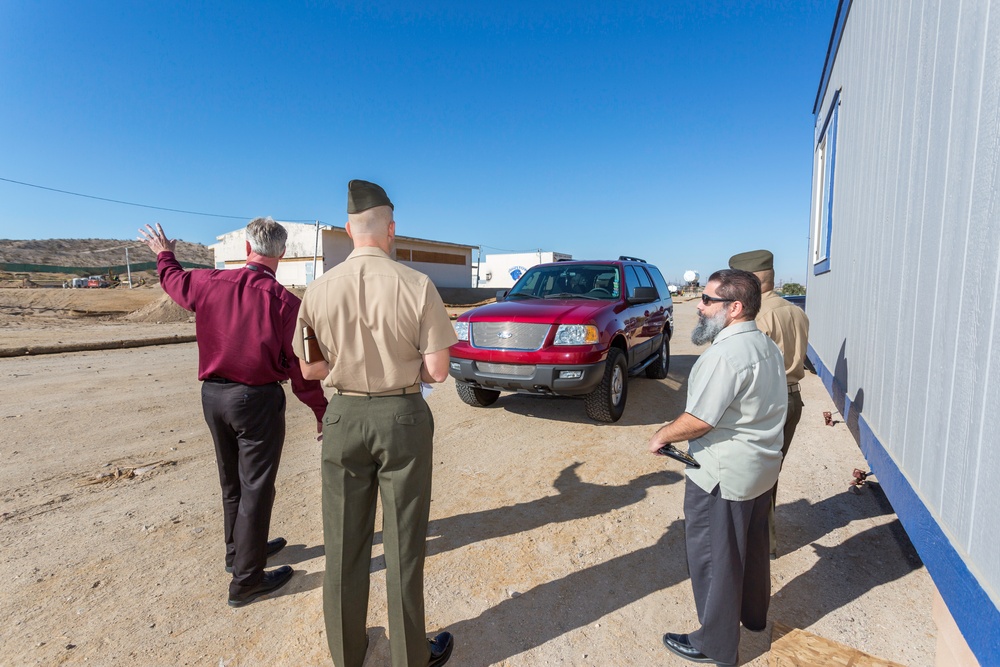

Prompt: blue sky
xmin=0 ymin=1 xmax=836 ymax=284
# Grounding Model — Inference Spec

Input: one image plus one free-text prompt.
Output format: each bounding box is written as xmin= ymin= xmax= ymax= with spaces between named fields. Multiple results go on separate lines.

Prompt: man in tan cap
xmin=295 ymin=180 xmax=457 ymax=667
xmin=728 ymin=249 xmax=810 ymax=559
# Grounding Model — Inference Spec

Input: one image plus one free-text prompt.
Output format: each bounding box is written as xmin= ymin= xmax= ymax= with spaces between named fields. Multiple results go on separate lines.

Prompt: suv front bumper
xmin=448 ymin=357 xmax=606 ymax=396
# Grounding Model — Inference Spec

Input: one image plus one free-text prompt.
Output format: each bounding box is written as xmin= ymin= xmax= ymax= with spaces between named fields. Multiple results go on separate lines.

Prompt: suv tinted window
xmin=624 ymin=265 xmax=651 ymax=299
xmin=646 ymin=265 xmax=670 ymax=298
xmin=509 ymin=264 xmax=621 ymax=300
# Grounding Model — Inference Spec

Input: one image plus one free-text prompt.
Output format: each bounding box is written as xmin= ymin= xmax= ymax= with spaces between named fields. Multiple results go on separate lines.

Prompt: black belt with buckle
xmin=788 ymin=383 xmax=801 ymax=394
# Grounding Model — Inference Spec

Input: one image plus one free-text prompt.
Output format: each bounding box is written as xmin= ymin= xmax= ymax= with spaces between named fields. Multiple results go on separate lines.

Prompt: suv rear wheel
xmin=585 ymin=347 xmax=627 ymax=422
xmin=456 ymin=383 xmax=501 ymax=407
xmin=645 ymin=333 xmax=670 ymax=379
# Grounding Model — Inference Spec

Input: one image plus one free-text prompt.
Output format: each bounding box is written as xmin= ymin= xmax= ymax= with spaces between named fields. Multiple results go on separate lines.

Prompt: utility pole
xmin=475 ymin=246 xmax=482 ymax=287
xmin=125 ymin=247 xmax=133 ymax=288
xmin=312 ymin=220 xmax=321 ymax=284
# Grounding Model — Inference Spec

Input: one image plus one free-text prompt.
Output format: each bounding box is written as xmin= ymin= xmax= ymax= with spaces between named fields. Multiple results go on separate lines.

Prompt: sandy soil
xmin=0 ymin=292 xmax=936 ymax=666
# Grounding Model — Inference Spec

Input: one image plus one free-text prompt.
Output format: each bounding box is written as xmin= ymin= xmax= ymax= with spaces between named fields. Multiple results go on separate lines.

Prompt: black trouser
xmin=684 ymin=479 xmax=771 ymax=665
xmin=201 ymin=380 xmax=286 ymax=595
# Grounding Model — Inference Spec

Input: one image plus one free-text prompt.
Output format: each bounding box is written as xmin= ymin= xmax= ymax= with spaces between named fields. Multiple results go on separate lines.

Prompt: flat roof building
xmin=211 ymin=222 xmax=477 ymax=290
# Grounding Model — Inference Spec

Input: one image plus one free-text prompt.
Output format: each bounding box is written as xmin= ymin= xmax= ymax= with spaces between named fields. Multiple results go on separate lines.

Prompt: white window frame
xmin=811 ymin=90 xmax=840 ymax=275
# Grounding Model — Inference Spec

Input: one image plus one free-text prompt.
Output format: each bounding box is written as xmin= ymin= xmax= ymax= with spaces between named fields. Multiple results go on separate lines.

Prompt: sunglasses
xmin=700 ymin=294 xmax=733 ymax=306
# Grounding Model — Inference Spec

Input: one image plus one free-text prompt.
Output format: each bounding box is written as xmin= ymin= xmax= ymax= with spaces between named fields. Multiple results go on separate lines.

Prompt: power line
xmin=0 ymin=176 xmax=318 ymax=223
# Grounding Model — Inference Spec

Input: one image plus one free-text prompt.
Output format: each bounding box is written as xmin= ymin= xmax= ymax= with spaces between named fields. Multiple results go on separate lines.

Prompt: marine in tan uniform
xmin=729 ymin=249 xmax=810 ymax=558
xmin=295 ymin=180 xmax=458 ymax=667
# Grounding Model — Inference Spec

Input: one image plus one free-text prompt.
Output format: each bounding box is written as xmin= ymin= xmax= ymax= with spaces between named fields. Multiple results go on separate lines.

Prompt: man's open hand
xmin=137 ymin=223 xmax=177 ymax=255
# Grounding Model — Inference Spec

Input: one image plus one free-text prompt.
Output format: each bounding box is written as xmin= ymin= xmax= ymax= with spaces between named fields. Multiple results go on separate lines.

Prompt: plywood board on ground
xmin=770 ymin=622 xmax=906 ymax=667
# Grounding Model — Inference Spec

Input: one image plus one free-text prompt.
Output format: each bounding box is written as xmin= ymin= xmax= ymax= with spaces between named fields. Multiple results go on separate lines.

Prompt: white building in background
xmin=476 ymin=251 xmax=572 ymax=289
xmin=806 ymin=2 xmax=999 ymax=665
xmin=212 ymin=222 xmax=477 ymax=289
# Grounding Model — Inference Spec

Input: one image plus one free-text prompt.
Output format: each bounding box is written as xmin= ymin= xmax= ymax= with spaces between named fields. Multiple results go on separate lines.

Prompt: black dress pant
xmin=684 ymin=478 xmax=771 ymax=665
xmin=201 ymin=380 xmax=286 ymax=595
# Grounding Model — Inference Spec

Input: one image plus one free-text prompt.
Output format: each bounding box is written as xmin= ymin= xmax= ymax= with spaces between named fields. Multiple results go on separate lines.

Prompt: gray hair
xmin=246 ymin=217 xmax=287 ymax=258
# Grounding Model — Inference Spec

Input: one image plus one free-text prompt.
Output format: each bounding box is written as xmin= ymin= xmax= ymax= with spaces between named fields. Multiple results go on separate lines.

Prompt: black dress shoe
xmin=225 ymin=537 xmax=288 ymax=573
xmin=427 ymin=631 xmax=453 ymax=666
xmin=662 ymin=632 xmax=736 ymax=666
xmin=227 ymin=565 xmax=294 ymax=607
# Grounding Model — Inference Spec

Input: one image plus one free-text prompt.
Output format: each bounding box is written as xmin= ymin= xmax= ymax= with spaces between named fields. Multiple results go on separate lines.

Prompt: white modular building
xmin=212 ymin=222 xmax=477 ymax=289
xmin=807 ymin=2 xmax=1000 ymax=664
xmin=476 ymin=251 xmax=572 ymax=289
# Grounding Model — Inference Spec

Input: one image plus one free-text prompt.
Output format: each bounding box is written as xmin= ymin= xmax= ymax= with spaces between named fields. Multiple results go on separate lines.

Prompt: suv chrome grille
xmin=476 ymin=362 xmax=536 ymax=377
xmin=471 ymin=322 xmax=550 ymax=350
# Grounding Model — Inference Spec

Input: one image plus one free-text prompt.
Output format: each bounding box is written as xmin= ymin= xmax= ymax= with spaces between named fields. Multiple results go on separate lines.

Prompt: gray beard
xmin=691 ymin=309 xmax=727 ymax=346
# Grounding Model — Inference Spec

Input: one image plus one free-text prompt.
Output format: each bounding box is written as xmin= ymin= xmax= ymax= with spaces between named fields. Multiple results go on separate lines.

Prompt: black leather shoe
xmin=227 ymin=565 xmax=293 ymax=607
xmin=427 ymin=631 xmax=453 ymax=666
xmin=225 ymin=537 xmax=288 ymax=573
xmin=662 ymin=632 xmax=736 ymax=666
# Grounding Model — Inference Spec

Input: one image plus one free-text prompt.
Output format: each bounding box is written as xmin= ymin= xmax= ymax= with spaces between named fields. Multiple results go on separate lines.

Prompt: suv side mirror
xmin=628 ymin=286 xmax=658 ymax=304
xmin=496 ymin=289 xmax=508 ymax=301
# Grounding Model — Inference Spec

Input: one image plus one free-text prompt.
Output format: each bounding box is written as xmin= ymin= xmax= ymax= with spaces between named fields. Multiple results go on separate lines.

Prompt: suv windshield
xmin=507 ymin=264 xmax=621 ymax=300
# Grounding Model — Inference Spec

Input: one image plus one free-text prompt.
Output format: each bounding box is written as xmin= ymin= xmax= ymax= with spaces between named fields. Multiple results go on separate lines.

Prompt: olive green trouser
xmin=322 ymin=393 xmax=434 ymax=667
xmin=769 ymin=389 xmax=803 ymax=555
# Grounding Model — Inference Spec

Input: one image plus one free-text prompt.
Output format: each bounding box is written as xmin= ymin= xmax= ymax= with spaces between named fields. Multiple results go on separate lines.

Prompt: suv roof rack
xmin=618 ymin=255 xmax=646 ymax=263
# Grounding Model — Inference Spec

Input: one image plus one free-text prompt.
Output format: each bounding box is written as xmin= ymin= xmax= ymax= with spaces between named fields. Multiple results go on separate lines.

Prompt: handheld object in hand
xmin=656 ymin=443 xmax=700 ymax=468
xmin=302 ymin=326 xmax=324 ymax=364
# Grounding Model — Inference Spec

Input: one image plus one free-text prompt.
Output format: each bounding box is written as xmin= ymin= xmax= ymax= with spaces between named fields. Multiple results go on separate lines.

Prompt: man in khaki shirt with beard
xmin=729 ymin=249 xmax=810 ymax=558
xmin=295 ymin=180 xmax=457 ymax=667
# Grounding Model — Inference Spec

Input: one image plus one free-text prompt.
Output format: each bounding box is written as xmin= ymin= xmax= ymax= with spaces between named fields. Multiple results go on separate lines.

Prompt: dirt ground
xmin=0 ymin=290 xmax=936 ymax=666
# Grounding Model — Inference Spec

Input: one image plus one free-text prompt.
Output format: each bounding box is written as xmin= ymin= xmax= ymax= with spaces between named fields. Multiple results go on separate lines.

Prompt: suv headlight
xmin=453 ymin=321 xmax=469 ymax=341
xmin=553 ymin=324 xmax=598 ymax=345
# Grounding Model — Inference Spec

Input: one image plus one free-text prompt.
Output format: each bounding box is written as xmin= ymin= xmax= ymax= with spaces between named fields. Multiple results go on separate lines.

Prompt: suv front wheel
xmin=585 ymin=347 xmax=628 ymax=422
xmin=456 ymin=383 xmax=501 ymax=407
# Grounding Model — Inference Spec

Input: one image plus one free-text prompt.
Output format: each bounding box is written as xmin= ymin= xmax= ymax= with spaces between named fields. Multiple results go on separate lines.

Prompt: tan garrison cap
xmin=729 ymin=249 xmax=774 ymax=272
xmin=347 ymin=179 xmax=394 ymax=213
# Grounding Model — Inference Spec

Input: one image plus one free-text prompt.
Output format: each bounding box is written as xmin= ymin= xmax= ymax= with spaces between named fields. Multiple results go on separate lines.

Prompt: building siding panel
xmin=807 ymin=1 xmax=1000 ymax=658
xmin=938 ymin=0 xmax=992 ymax=547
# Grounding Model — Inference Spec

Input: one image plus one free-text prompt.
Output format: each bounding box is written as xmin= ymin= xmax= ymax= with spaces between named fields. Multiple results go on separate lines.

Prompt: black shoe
xmin=428 ymin=631 xmax=453 ymax=666
xmin=225 ymin=537 xmax=288 ymax=573
xmin=227 ymin=565 xmax=293 ymax=607
xmin=662 ymin=632 xmax=736 ymax=666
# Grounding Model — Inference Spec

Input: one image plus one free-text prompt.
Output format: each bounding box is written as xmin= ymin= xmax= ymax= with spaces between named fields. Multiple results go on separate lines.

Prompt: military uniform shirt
xmin=684 ymin=321 xmax=788 ymax=501
xmin=756 ymin=290 xmax=810 ymax=385
xmin=293 ymin=247 xmax=458 ymax=392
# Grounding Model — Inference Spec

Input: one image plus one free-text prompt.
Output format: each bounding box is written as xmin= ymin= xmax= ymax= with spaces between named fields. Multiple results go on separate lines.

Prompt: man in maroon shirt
xmin=139 ymin=218 xmax=327 ymax=607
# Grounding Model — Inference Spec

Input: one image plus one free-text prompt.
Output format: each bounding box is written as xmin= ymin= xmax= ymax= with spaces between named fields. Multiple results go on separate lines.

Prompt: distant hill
xmin=0 ymin=238 xmax=214 ymax=268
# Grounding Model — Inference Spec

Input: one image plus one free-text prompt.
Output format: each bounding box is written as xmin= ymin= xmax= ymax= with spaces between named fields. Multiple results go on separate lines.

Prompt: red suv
xmin=448 ymin=257 xmax=673 ymax=422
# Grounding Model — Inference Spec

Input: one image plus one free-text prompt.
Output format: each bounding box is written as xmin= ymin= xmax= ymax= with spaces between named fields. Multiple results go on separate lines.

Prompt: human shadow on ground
xmin=272 ymin=542 xmax=325 ymax=569
xmin=776 ymin=482 xmax=897 ymax=557
xmin=490 ymin=353 xmax=701 ymax=426
xmin=444 ymin=519 xmax=688 ymax=667
xmin=765 ymin=516 xmax=922 ymax=645
xmin=371 ymin=463 xmax=683 ymax=567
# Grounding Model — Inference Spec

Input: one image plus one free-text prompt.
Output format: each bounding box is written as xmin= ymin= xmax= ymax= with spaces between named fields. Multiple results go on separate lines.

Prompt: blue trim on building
xmin=807 ymin=343 xmax=1000 ymax=665
xmin=813 ymin=0 xmax=853 ymax=116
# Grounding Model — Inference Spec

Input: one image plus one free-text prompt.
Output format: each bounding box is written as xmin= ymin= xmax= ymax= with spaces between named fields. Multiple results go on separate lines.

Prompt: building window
xmin=811 ymin=90 xmax=840 ymax=275
xmin=396 ymin=248 xmax=467 ymax=266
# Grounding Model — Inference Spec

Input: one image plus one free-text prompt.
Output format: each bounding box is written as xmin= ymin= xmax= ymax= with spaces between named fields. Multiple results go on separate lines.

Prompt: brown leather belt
xmin=336 ymin=384 xmax=421 ymax=397
xmin=788 ymin=383 xmax=801 ymax=394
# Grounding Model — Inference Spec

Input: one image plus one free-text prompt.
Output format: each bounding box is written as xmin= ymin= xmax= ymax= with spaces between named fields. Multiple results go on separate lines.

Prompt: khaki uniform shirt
xmin=756 ymin=290 xmax=810 ymax=386
xmin=685 ymin=321 xmax=787 ymax=501
xmin=293 ymin=247 xmax=458 ymax=393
